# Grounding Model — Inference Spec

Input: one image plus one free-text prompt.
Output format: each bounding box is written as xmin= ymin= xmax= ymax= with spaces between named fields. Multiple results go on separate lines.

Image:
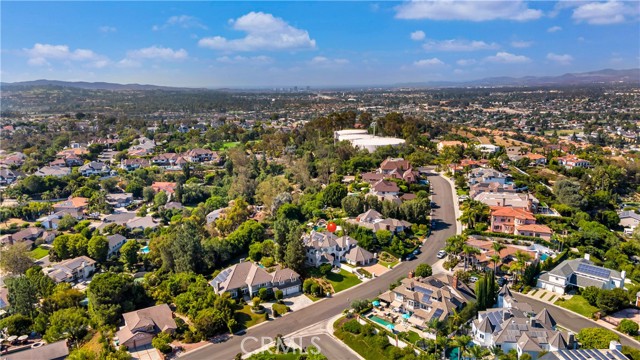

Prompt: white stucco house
xmin=536 ymin=254 xmax=626 ymax=295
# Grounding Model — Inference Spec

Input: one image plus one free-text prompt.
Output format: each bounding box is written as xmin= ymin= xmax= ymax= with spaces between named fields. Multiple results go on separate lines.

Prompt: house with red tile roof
xmin=490 ymin=207 xmax=536 ymax=234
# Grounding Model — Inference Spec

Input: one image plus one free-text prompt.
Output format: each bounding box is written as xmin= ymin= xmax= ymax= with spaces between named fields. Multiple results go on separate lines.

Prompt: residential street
xmin=180 ymin=169 xmax=457 ymax=360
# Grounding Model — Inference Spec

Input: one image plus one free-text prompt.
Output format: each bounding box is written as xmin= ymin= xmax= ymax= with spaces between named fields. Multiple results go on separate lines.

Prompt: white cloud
xmin=216 ymin=55 xmax=273 ymax=64
xmin=410 ymin=30 xmax=426 ymax=41
xmin=511 ymin=40 xmax=532 ymax=48
xmin=422 ymin=38 xmax=499 ymax=52
xmin=572 ymin=1 xmax=638 ymax=25
xmin=309 ymin=56 xmax=349 ymax=66
xmin=99 ymin=26 xmax=117 ymax=33
xmin=117 ymin=58 xmax=141 ymax=68
xmin=547 ymin=26 xmax=562 ymax=33
xmin=126 ymin=46 xmax=188 ymax=60
xmin=395 ymin=0 xmax=542 ymax=21
xmin=198 ymin=12 xmax=316 ymax=52
xmin=547 ymin=53 xmax=573 ymax=65
xmin=456 ymin=58 xmax=477 ymax=66
xmin=485 ymin=52 xmax=531 ymax=63
xmin=414 ymin=58 xmax=445 ymax=67
xmin=23 ymin=43 xmax=109 ymax=68
xmin=153 ymin=15 xmax=207 ymax=31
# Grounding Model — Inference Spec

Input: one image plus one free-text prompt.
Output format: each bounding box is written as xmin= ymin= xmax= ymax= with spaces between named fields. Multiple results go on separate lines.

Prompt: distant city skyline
xmin=2 ymin=1 xmax=639 ymax=87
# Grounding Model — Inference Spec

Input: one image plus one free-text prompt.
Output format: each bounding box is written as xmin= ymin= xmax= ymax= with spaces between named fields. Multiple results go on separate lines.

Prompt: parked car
xmin=469 ymin=276 xmax=479 ymax=283
xmin=497 ymin=277 xmax=506 ymax=286
xmin=436 ymin=250 xmax=447 ymax=259
xmin=405 ymin=253 xmax=416 ymax=261
xmin=413 ymin=248 xmax=421 ymax=255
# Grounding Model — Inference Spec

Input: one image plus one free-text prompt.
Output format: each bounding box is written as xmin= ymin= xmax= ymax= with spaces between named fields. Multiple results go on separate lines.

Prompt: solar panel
xmin=414 ymin=286 xmax=433 ymax=303
xmin=213 ymin=268 xmax=232 ymax=285
xmin=577 ymin=263 xmax=611 ymax=279
xmin=431 ymin=308 xmax=444 ymax=321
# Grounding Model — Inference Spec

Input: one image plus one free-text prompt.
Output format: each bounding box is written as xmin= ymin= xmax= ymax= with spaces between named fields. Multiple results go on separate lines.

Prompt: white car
xmin=436 ymin=250 xmax=447 ymax=259
xmin=470 ymin=276 xmax=479 ymax=283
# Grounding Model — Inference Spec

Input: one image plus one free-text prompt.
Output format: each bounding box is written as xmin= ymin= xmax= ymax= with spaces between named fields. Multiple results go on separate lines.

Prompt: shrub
xmin=351 ymin=299 xmax=369 ymax=313
xmin=581 ymin=286 xmax=600 ymax=306
xmin=252 ymin=297 xmax=261 ymax=308
xmin=261 ymin=257 xmax=275 ymax=268
xmin=274 ymin=290 xmax=283 ymax=301
xmin=319 ymin=263 xmax=333 ymax=277
xmin=152 ymin=332 xmax=172 ymax=353
xmin=342 ymin=319 xmax=362 ymax=334
xmin=272 ymin=303 xmax=287 ymax=317
xmin=258 ymin=287 xmax=269 ymax=301
xmin=618 ymin=319 xmax=639 ymax=336
xmin=414 ymin=264 xmax=432 ymax=278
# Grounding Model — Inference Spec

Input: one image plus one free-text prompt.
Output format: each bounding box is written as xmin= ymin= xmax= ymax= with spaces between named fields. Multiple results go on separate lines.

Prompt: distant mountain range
xmin=0 ymin=79 xmax=202 ymax=91
xmin=396 ymin=68 xmax=640 ymax=88
xmin=1 ymin=68 xmax=639 ymax=91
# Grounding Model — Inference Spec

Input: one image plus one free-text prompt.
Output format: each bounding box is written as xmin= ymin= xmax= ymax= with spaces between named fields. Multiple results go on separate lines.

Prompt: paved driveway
xmin=129 ymin=344 xmax=161 ymax=360
xmin=362 ymin=263 xmax=390 ymax=277
xmin=282 ymin=293 xmax=314 ymax=312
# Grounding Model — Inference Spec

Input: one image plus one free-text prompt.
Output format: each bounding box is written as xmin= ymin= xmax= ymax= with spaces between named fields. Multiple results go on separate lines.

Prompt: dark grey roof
xmin=2 ymin=340 xmax=69 ymax=360
xmin=539 ymin=349 xmax=627 ymax=360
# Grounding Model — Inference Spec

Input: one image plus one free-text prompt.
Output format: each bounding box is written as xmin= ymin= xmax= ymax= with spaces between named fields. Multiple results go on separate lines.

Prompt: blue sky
xmin=1 ymin=1 xmax=639 ymax=87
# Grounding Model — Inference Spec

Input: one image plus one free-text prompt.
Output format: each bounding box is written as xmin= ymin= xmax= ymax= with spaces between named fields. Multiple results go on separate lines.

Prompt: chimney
xmin=584 ymin=253 xmax=590 ymax=261
xmin=609 ymin=341 xmax=622 ymax=351
xmin=408 ymin=271 xmax=414 ymax=279
xmin=452 ymin=275 xmax=458 ymax=289
xmin=621 ymin=270 xmax=626 ymax=282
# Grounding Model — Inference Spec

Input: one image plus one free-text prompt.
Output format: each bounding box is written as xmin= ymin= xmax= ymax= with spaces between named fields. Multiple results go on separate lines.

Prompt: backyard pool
xmin=140 ymin=246 xmax=150 ymax=254
xmin=368 ymin=315 xmax=395 ymax=329
xmin=540 ymin=254 xmax=549 ymax=261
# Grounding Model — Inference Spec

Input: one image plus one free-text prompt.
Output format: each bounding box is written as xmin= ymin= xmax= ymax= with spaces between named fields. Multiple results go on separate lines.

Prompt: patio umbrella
xmin=7 ymin=336 xmax=17 ymax=342
xmin=402 ymin=313 xmax=411 ymax=319
xmin=386 ymin=324 xmax=394 ymax=330
xmin=372 ymin=300 xmax=381 ymax=307
xmin=17 ymin=335 xmax=28 ymax=341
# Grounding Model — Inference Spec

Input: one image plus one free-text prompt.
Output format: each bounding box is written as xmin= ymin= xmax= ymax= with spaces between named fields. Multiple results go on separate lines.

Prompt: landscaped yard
xmin=29 ymin=245 xmax=49 ymax=259
xmin=401 ymin=330 xmax=421 ymax=344
xmin=325 ymin=269 xmax=362 ymax=293
xmin=378 ymin=252 xmax=399 ymax=268
xmin=555 ymin=295 xmax=598 ymax=318
xmin=234 ymin=304 xmax=267 ymax=329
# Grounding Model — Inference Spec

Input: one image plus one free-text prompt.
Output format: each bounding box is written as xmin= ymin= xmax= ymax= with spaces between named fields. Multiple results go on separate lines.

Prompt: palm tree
xmin=436 ymin=336 xmax=450 ymax=360
xmin=462 ymin=245 xmax=481 ymax=270
xmin=453 ymin=335 xmax=472 ymax=360
xmin=491 ymin=242 xmax=506 ymax=273
xmin=489 ymin=346 xmax=504 ymax=360
xmin=459 ymin=200 xmax=490 ymax=230
xmin=468 ymin=345 xmax=490 ymax=360
xmin=510 ymin=250 xmax=532 ymax=284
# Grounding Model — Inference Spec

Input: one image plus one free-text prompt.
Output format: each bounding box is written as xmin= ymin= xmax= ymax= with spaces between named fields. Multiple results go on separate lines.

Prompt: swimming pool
xmin=540 ymin=254 xmax=549 ymax=261
xmin=140 ymin=246 xmax=150 ymax=254
xmin=368 ymin=315 xmax=394 ymax=328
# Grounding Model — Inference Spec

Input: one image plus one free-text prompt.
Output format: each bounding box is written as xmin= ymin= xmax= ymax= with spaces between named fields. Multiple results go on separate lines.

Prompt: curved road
xmin=182 ymin=170 xmax=457 ymax=360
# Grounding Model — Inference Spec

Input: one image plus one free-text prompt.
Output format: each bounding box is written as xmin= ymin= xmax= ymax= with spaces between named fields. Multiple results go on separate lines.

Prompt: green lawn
xmin=555 ymin=295 xmax=598 ymax=318
xmin=334 ymin=330 xmax=388 ymax=360
xmin=220 ymin=141 xmax=240 ymax=149
xmin=326 ymin=269 xmax=362 ymax=293
xmin=401 ymin=330 xmax=421 ymax=344
xmin=456 ymin=188 xmax=469 ymax=196
xmin=29 ymin=245 xmax=49 ymax=259
xmin=305 ymin=294 xmax=322 ymax=302
xmin=234 ymin=305 xmax=266 ymax=329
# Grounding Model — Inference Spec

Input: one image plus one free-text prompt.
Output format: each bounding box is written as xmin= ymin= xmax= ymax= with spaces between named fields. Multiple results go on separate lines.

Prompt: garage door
xmin=282 ymin=286 xmax=300 ymax=296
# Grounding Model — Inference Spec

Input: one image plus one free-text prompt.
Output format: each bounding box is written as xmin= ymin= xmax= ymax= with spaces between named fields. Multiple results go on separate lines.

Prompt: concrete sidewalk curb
xmin=517 ymin=291 xmax=640 ymax=347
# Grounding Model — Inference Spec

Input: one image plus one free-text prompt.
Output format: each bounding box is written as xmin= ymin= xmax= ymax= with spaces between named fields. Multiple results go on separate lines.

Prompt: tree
xmin=142 ymin=186 xmax=155 ymax=203
xmin=0 ymin=314 xmax=32 ymax=335
xmin=193 ymin=308 xmax=227 ymax=337
xmin=582 ymin=286 xmax=601 ymax=306
xmin=452 ymin=335 xmax=472 ymax=360
xmin=342 ymin=195 xmax=365 ymax=217
xmin=152 ymin=332 xmax=173 ymax=353
xmin=284 ymin=239 xmax=306 ymax=274
xmin=490 ymin=242 xmax=506 ymax=273
xmin=154 ymin=191 xmax=168 ymax=207
xmin=44 ymin=308 xmax=90 ymax=346
xmin=596 ymin=288 xmax=629 ymax=315
xmin=554 ymin=180 xmax=584 ymax=208
xmin=375 ymin=230 xmax=393 ymax=247
xmin=5 ymin=276 xmax=38 ymax=317
xmin=120 ymin=240 xmax=140 ymax=270
xmin=58 ymin=214 xmax=78 ymax=231
xmin=576 ymin=328 xmax=619 ymax=349
xmin=415 ymin=264 xmax=433 ymax=278
xmin=618 ymin=319 xmax=639 ymax=335
xmin=323 ymin=183 xmax=347 ymax=208
xmin=476 ymin=277 xmax=487 ymax=311
xmin=88 ymin=272 xmax=147 ymax=327
xmin=0 ymin=242 xmax=33 ymax=274
xmin=459 ymin=200 xmax=490 ymax=229
xmin=88 ymin=235 xmax=109 ymax=263
xmin=52 ymin=234 xmax=89 ymax=260
xmin=461 ymin=245 xmax=480 ymax=270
